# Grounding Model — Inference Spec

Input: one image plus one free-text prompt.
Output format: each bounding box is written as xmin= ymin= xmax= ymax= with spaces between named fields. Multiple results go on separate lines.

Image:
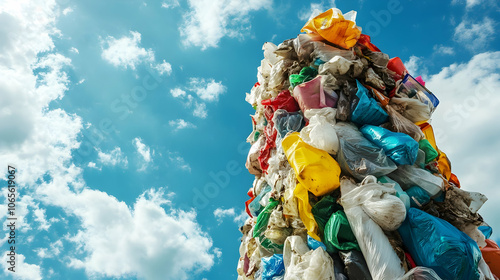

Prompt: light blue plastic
xmin=350 ymin=80 xmax=389 ymax=125
xmin=360 ymin=125 xmax=419 ymax=165
xmin=261 ymin=254 xmax=285 ymax=280
xmin=406 ymin=186 xmax=430 ymax=208
xmin=478 ymin=226 xmax=493 ymax=239
xmin=398 ymin=208 xmax=481 ymax=280
xmin=307 ymin=235 xmax=327 ymax=251
xmin=273 ymin=110 xmax=304 ymax=139
xmin=378 ymin=176 xmax=410 ymax=210
xmin=249 ymin=185 xmax=272 ymax=217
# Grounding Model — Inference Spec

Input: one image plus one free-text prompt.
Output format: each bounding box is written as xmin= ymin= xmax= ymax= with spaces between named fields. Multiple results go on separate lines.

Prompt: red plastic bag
xmin=482 ymin=239 xmax=500 ymax=278
xmin=357 ymin=34 xmax=381 ymax=52
xmin=245 ymin=189 xmax=255 ymax=217
xmin=261 ymin=90 xmax=300 ymax=112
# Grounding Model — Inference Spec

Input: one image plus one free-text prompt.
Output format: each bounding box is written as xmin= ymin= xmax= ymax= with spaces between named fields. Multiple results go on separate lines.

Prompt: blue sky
xmin=0 ymin=0 xmax=500 ymax=279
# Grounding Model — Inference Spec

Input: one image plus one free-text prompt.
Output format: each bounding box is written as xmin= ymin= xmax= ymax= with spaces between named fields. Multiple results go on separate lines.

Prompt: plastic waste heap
xmin=238 ymin=7 xmax=500 ymax=280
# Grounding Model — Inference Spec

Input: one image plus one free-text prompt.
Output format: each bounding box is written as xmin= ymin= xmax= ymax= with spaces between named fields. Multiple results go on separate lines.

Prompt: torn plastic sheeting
xmin=335 ymin=122 xmax=397 ymax=180
xmin=261 ymin=90 xmax=301 ymax=113
xmin=273 ymin=110 xmax=304 ymax=139
xmin=292 ymin=76 xmax=337 ymax=115
xmin=340 ymin=177 xmax=406 ymax=279
xmin=282 ymin=132 xmax=341 ymax=197
xmin=398 ymin=208 xmax=481 ymax=280
xmin=323 ymin=209 xmax=360 ymax=253
xmin=301 ymin=8 xmax=361 ymax=49
xmin=300 ymin=107 xmax=339 ymax=155
xmin=350 ymin=80 xmax=389 ymax=126
xmin=360 ymin=124 xmax=419 ymax=166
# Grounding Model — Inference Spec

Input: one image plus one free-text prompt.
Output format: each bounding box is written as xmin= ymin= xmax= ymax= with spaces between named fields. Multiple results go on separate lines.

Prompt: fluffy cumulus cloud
xmin=180 ymin=0 xmax=272 ymax=49
xmin=425 ymin=51 xmax=500 ymax=240
xmin=454 ymin=17 xmax=495 ymax=51
xmin=169 ymin=119 xmax=196 ymax=131
xmin=101 ymin=31 xmax=172 ymax=75
xmin=169 ymin=78 xmax=226 ymax=118
xmin=35 ymin=170 xmax=215 ymax=280
xmin=1 ymin=254 xmax=42 ymax=280
xmin=189 ymin=78 xmax=226 ymax=102
xmin=97 ymin=147 xmax=128 ymax=167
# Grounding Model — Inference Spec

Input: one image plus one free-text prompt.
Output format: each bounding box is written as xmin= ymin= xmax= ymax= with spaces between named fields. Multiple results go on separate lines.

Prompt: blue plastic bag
xmin=406 ymin=186 xmax=430 ymax=208
xmin=478 ymin=225 xmax=493 ymax=239
xmin=249 ymin=185 xmax=272 ymax=217
xmin=261 ymin=254 xmax=285 ymax=280
xmin=360 ymin=125 xmax=419 ymax=165
xmin=307 ymin=235 xmax=327 ymax=251
xmin=350 ymin=80 xmax=389 ymax=125
xmin=398 ymin=208 xmax=481 ymax=280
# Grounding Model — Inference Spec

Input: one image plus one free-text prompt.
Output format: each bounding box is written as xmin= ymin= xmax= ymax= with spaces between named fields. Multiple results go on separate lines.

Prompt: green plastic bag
xmin=253 ymin=199 xmax=283 ymax=252
xmin=418 ymin=139 xmax=439 ymax=163
xmin=311 ymin=195 xmax=343 ymax=235
xmin=289 ymin=66 xmax=318 ymax=88
xmin=323 ymin=210 xmax=360 ymax=253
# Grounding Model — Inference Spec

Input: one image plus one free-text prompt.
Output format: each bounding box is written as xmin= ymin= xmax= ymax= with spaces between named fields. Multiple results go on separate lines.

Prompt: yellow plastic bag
xmin=294 ymin=183 xmax=320 ymax=241
xmin=301 ymin=8 xmax=361 ymax=49
xmin=420 ymin=123 xmax=452 ymax=181
xmin=282 ymin=132 xmax=341 ymax=196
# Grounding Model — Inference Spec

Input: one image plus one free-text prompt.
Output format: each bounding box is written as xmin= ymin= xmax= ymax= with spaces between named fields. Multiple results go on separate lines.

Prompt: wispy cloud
xmin=298 ymin=1 xmax=336 ymax=21
xmin=167 ymin=151 xmax=192 ymax=172
xmin=213 ymin=207 xmax=247 ymax=225
xmin=169 ymin=119 xmax=196 ymax=131
xmin=454 ymin=17 xmax=495 ymax=51
xmin=133 ymin=137 xmax=152 ymax=171
xmin=433 ymin=45 xmax=454 ymax=55
xmin=96 ymin=147 xmax=128 ymax=168
xmin=180 ymin=0 xmax=272 ymax=49
xmin=101 ymin=31 xmax=172 ymax=75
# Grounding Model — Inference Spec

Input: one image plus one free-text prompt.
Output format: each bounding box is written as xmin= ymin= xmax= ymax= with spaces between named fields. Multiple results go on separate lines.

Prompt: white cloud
xmin=161 ymin=0 xmax=180 ymax=9
xmin=425 ymin=51 xmax=500 ymax=241
xmin=298 ymin=2 xmax=336 ymax=21
xmin=433 ymin=45 xmax=454 ymax=55
xmin=403 ymin=55 xmax=424 ymax=76
xmin=167 ymin=152 xmax=191 ymax=172
xmin=1 ymin=254 xmax=42 ymax=280
xmin=170 ymin=88 xmax=186 ymax=98
xmin=35 ymin=240 xmax=62 ymax=259
xmin=36 ymin=177 xmax=215 ymax=280
xmin=189 ymin=78 xmax=226 ymax=102
xmin=133 ymin=138 xmax=152 ymax=171
xmin=213 ymin=207 xmax=247 ymax=225
xmin=101 ymin=31 xmax=172 ymax=75
xmin=69 ymin=47 xmax=79 ymax=54
xmin=62 ymin=7 xmax=73 ymax=15
xmin=454 ymin=17 xmax=495 ymax=51
xmin=77 ymin=78 xmax=85 ymax=85
xmin=33 ymin=207 xmax=50 ymax=231
xmin=87 ymin=162 xmax=99 ymax=170
xmin=96 ymin=147 xmax=128 ymax=167
xmin=193 ymin=102 xmax=208 ymax=118
xmin=169 ymin=119 xmax=196 ymax=131
xmin=152 ymin=59 xmax=172 ymax=75
xmin=180 ymin=0 xmax=272 ymax=49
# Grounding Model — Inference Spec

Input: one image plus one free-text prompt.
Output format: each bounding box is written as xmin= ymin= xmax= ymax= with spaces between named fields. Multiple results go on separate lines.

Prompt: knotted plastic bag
xmin=282 ymin=132 xmax=341 ymax=197
xmin=301 ymin=8 xmax=361 ymax=49
xmin=340 ymin=177 xmax=406 ymax=279
xmin=361 ymin=125 xmax=419 ymax=166
xmin=398 ymin=208 xmax=481 ymax=280
xmin=300 ymin=107 xmax=339 ymax=155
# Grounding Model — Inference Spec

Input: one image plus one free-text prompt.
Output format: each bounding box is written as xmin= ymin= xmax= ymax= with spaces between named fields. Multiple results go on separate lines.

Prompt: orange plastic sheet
xmin=301 ymin=8 xmax=361 ymax=49
xmin=482 ymin=239 xmax=500 ymax=278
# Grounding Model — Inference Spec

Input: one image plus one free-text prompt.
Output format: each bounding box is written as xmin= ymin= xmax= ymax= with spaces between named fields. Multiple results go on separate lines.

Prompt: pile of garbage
xmin=237 ymin=8 xmax=500 ymax=280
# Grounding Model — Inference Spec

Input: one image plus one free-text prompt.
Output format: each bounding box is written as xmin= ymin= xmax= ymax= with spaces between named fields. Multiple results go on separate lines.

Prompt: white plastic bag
xmin=389 ymin=97 xmax=431 ymax=123
xmin=283 ymin=236 xmax=335 ymax=280
xmin=340 ymin=178 xmax=405 ymax=280
xmin=397 ymin=267 xmax=442 ymax=280
xmin=246 ymin=135 xmax=265 ymax=176
xmin=388 ymin=165 xmax=445 ymax=197
xmin=300 ymin=107 xmax=339 ymax=155
xmin=319 ymin=55 xmax=364 ymax=78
